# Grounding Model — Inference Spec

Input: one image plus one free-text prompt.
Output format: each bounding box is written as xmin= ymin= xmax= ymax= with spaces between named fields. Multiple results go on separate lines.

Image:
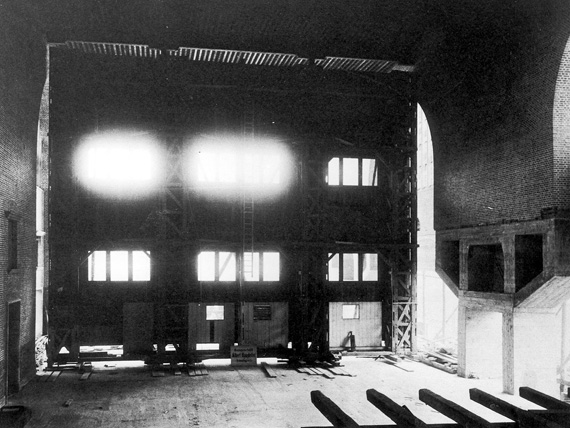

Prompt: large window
xmin=198 ymin=251 xmax=280 ymax=281
xmin=328 ymin=253 xmax=378 ymax=282
xmin=243 ymin=252 xmax=280 ymax=281
xmin=88 ymin=250 xmax=151 ymax=281
xmin=327 ymin=157 xmax=378 ymax=186
xmin=198 ymin=251 xmax=237 ymax=281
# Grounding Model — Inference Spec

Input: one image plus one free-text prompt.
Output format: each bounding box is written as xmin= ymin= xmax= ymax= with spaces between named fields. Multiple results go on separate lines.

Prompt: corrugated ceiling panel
xmin=56 ymin=41 xmax=410 ymax=72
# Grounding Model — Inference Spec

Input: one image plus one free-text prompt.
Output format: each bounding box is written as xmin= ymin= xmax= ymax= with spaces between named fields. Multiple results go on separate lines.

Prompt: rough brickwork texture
xmin=416 ymin=0 xmax=570 ymax=230
xmin=554 ymin=33 xmax=570 ymax=207
xmin=0 ymin=3 xmax=45 ymax=403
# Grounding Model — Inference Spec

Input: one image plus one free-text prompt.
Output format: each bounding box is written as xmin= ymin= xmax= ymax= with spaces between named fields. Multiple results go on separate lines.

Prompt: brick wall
xmin=416 ymin=0 xmax=570 ymax=230
xmin=554 ymin=32 xmax=570 ymax=207
xmin=0 ymin=3 xmax=46 ymax=403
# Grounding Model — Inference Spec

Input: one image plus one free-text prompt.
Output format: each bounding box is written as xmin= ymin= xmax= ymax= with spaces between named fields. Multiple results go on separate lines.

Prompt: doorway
xmin=7 ymin=301 xmax=21 ymax=394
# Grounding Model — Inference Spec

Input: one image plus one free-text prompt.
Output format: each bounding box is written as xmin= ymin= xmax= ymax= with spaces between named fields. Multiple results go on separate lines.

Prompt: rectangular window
xmin=132 ymin=251 xmax=151 ymax=281
xmin=343 ymin=158 xmax=359 ymax=186
xmin=343 ymin=253 xmax=358 ymax=281
xmin=342 ymin=304 xmax=360 ymax=319
xmin=327 ymin=157 xmax=378 ymax=186
xmin=88 ymin=250 xmax=107 ymax=281
xmin=362 ymin=253 xmax=378 ymax=281
xmin=328 ymin=253 xmax=340 ymax=281
xmin=206 ymin=305 xmax=225 ymax=321
xmin=110 ymin=251 xmax=128 ymax=281
xmin=196 ymin=343 xmax=220 ymax=351
xmin=8 ymin=219 xmax=17 ymax=271
xmin=87 ymin=250 xmax=150 ymax=281
xmin=198 ymin=251 xmax=216 ymax=281
xmin=263 ymin=252 xmax=280 ymax=281
xmin=362 ymin=159 xmax=378 ymax=186
xmin=244 ymin=251 xmax=280 ymax=282
xmin=218 ymin=252 xmax=236 ymax=281
xmin=198 ymin=251 xmax=237 ymax=281
xmin=328 ymin=253 xmax=379 ymax=282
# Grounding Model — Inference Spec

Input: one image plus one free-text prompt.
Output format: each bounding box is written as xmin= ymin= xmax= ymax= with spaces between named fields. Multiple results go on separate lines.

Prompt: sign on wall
xmin=230 ymin=345 xmax=257 ymax=366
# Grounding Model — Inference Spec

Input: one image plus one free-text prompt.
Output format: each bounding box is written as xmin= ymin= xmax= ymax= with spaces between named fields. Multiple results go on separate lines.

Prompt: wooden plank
xmin=419 ymin=389 xmax=492 ymax=428
xmin=310 ymin=390 xmax=360 ymax=428
xmin=366 ymin=388 xmax=426 ymax=428
xmin=261 ymin=362 xmax=278 ymax=378
xmin=50 ymin=370 xmax=62 ymax=382
xmin=79 ymin=372 xmax=91 ymax=381
xmin=196 ymin=363 xmax=208 ymax=376
xmin=519 ymin=387 xmax=570 ymax=411
xmin=327 ymin=366 xmax=353 ymax=376
xmin=312 ymin=367 xmax=334 ymax=379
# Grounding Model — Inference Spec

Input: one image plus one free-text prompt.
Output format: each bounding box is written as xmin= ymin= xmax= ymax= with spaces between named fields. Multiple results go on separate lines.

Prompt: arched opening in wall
xmin=416 ymin=104 xmax=458 ymax=355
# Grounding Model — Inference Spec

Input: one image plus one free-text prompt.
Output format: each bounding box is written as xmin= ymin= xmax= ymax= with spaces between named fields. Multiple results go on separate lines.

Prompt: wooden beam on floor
xmin=519 ymin=387 xmax=570 ymax=411
xmin=419 ymin=389 xmax=492 ymax=428
xmin=366 ymin=388 xmax=426 ymax=428
xmin=310 ymin=390 xmax=360 ymax=428
xmin=469 ymin=389 xmax=518 ymax=421
xmin=261 ymin=362 xmax=278 ymax=378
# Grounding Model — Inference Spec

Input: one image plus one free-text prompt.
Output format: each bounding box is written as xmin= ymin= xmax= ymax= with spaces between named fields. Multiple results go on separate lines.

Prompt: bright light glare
xmin=74 ymin=130 xmax=162 ymax=198
xmin=188 ymin=135 xmax=293 ymax=198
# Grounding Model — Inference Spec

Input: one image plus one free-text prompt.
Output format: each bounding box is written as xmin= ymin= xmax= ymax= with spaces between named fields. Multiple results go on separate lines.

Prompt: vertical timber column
xmin=390 ymin=101 xmax=417 ymax=355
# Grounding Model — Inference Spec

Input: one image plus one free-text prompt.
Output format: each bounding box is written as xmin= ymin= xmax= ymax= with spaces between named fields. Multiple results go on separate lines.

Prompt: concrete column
xmin=458 ymin=304 xmax=503 ymax=380
xmin=513 ymin=309 xmax=560 ymax=397
xmin=502 ymin=236 xmax=516 ymax=294
xmin=502 ymin=309 xmax=514 ymax=394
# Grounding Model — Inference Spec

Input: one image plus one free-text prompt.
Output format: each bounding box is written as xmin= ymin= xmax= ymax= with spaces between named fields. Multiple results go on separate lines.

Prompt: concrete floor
xmin=7 ymin=356 xmax=539 ymax=428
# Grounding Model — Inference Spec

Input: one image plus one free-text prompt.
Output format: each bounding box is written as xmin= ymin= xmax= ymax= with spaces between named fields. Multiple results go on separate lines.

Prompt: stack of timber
xmin=289 ymin=361 xmax=354 ymax=379
xmin=305 ymin=386 xmax=570 ymax=428
xmin=412 ymin=350 xmax=457 ymax=374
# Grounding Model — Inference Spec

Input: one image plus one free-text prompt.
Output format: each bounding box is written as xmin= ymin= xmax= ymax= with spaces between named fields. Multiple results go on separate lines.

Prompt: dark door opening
xmin=7 ymin=301 xmax=21 ymax=395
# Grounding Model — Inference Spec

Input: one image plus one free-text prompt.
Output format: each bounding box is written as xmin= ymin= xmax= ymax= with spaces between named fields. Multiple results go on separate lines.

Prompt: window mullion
xmin=215 ymin=251 xmax=220 ymax=281
xmin=128 ymin=251 xmax=133 ymax=281
xmin=106 ymin=251 xmax=111 ymax=281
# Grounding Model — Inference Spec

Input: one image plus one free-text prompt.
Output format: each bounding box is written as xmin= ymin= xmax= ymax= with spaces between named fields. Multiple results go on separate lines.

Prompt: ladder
xmin=242 ymin=103 xmax=255 ymax=279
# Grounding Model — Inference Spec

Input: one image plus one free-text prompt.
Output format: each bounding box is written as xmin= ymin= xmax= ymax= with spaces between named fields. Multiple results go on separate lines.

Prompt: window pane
xmin=218 ymin=252 xmax=236 ymax=281
xmin=88 ymin=250 xmax=106 ymax=281
xmin=328 ymin=253 xmax=339 ymax=281
xmin=197 ymin=152 xmax=217 ymax=182
xmin=362 ymin=253 xmax=378 ymax=281
xmin=110 ymin=251 xmax=128 ymax=281
xmin=198 ymin=251 xmax=215 ymax=281
xmin=244 ymin=252 xmax=260 ymax=281
xmin=343 ymin=158 xmax=359 ymax=186
xmin=263 ymin=252 xmax=280 ymax=281
xmin=132 ymin=251 xmax=151 ymax=281
xmin=342 ymin=304 xmax=360 ymax=319
xmin=327 ymin=157 xmax=340 ymax=185
xmin=206 ymin=305 xmax=225 ymax=320
xmin=219 ymin=152 xmax=237 ymax=183
xmin=243 ymin=153 xmax=259 ymax=184
xmin=343 ymin=253 xmax=358 ymax=281
xmin=362 ymin=159 xmax=377 ymax=186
